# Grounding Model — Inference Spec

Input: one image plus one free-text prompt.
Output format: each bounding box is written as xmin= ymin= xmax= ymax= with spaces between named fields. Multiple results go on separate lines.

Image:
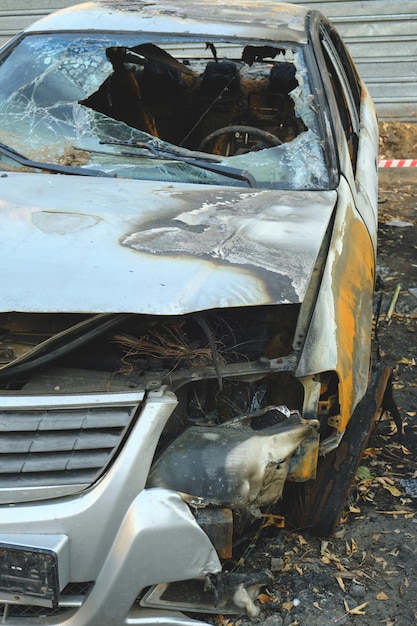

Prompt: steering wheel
xmin=198 ymin=125 xmax=282 ymax=156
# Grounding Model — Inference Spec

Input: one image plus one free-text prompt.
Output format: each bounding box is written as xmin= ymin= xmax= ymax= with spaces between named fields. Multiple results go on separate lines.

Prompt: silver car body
xmin=0 ymin=0 xmax=378 ymax=623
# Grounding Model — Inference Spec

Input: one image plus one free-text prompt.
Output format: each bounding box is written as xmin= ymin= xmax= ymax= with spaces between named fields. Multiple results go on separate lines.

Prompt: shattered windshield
xmin=0 ymin=33 xmax=329 ymax=189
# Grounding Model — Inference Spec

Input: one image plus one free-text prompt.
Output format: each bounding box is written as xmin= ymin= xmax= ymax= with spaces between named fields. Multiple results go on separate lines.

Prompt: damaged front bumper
xmin=0 ymin=388 xmax=220 ymax=625
xmin=0 ymin=490 xmax=220 ymax=625
xmin=0 ymin=376 xmax=319 ymax=624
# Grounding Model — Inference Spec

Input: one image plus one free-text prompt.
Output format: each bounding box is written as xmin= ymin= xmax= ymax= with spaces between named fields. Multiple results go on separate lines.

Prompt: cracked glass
xmin=0 ymin=33 xmax=329 ymax=189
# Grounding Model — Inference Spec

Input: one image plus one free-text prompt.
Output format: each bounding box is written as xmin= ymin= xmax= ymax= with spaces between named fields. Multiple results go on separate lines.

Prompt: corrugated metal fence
xmin=0 ymin=1 xmax=72 ymax=41
xmin=291 ymin=0 xmax=417 ymax=121
xmin=0 ymin=0 xmax=415 ymax=120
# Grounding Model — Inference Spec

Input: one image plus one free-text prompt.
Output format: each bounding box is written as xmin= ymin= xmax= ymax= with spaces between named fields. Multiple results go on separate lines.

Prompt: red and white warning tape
xmin=378 ymin=159 xmax=417 ymax=168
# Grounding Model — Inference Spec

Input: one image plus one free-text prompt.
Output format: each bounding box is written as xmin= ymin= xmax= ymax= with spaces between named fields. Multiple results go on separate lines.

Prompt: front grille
xmin=0 ymin=392 xmax=144 ymax=503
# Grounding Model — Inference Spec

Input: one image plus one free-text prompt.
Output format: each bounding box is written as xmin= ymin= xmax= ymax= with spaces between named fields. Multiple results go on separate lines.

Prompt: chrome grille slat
xmin=0 ymin=473 xmax=96 ymax=488
xmin=0 ymin=450 xmax=111 ymax=473
xmin=0 ymin=431 xmax=121 ymax=453
xmin=0 ymin=392 xmax=144 ymax=503
xmin=0 ymin=407 xmax=136 ymax=431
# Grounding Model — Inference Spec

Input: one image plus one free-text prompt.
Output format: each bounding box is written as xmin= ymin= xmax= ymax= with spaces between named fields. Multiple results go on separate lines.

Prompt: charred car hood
xmin=1 ymin=173 xmax=336 ymax=314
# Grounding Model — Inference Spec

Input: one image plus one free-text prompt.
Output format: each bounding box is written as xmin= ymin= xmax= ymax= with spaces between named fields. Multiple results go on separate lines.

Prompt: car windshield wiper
xmin=0 ymin=142 xmax=114 ymax=177
xmin=99 ymin=139 xmax=257 ymax=188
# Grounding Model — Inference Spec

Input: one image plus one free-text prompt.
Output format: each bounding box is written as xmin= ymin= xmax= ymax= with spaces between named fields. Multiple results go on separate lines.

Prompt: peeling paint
xmin=32 ymin=210 xmax=99 ymax=233
xmin=0 ymin=174 xmax=336 ymax=313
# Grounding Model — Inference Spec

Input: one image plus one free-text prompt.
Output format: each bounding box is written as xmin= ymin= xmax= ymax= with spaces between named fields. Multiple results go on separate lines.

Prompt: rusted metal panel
xmin=0 ymin=1 xmax=74 ymax=47
xmin=296 ymin=178 xmax=375 ymax=433
xmin=288 ymin=0 xmax=417 ymax=120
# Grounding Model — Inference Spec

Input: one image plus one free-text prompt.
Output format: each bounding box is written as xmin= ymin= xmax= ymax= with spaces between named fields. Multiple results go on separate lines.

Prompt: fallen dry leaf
xmin=215 ymin=616 xmax=234 ymax=626
xmin=376 ymin=509 xmax=412 ymax=516
xmin=320 ymin=540 xmax=329 ymax=555
xmin=258 ymin=593 xmax=274 ymax=605
xmin=399 ymin=445 xmax=411 ymax=455
xmin=343 ymin=599 xmax=368 ymax=615
xmin=332 ymin=526 xmax=347 ymax=538
xmin=363 ymin=447 xmax=382 ymax=458
xmin=375 ymin=476 xmax=395 ymax=486
xmin=345 ymin=538 xmax=358 ymax=556
xmin=371 ymin=555 xmax=388 ymax=570
xmin=296 ymin=534 xmax=309 ymax=546
xmin=388 ymin=548 xmax=399 ymax=557
xmin=332 ymin=570 xmax=363 ymax=579
xmin=383 ymin=484 xmax=403 ymax=497
xmin=390 ymin=443 xmax=411 ymax=454
xmin=320 ymin=541 xmax=340 ymax=565
xmin=396 ymin=357 xmax=416 ymax=365
xmin=261 ymin=513 xmax=285 ymax=529
xmin=376 ymin=591 xmax=389 ymax=601
xmin=335 ymin=560 xmax=348 ymax=572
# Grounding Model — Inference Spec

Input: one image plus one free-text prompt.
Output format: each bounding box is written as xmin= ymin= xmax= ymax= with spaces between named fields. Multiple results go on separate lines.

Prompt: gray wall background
xmin=0 ymin=0 xmax=415 ymax=120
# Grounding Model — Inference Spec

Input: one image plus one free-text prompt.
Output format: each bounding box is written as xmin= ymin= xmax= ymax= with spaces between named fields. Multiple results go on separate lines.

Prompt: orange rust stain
xmin=287 ymin=444 xmax=319 ymax=480
xmin=287 ymin=432 xmax=320 ymax=481
xmin=334 ymin=211 xmax=374 ymax=432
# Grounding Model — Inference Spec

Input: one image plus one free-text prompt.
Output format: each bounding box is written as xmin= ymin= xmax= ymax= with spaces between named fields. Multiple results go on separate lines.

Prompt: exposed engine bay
xmin=0 ymin=306 xmax=341 ymax=614
xmin=0 ymin=308 xmax=339 ymax=496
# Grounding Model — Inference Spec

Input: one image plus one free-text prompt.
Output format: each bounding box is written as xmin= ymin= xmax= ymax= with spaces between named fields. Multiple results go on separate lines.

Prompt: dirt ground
xmin=208 ymin=123 xmax=417 ymax=626
xmin=379 ymin=122 xmax=417 ymax=160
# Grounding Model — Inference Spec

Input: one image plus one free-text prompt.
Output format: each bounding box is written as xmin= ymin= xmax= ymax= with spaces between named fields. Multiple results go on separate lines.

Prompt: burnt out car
xmin=0 ymin=0 xmax=383 ymax=624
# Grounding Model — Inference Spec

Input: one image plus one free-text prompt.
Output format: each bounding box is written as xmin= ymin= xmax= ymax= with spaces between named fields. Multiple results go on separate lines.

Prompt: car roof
xmin=24 ymin=0 xmax=311 ymax=44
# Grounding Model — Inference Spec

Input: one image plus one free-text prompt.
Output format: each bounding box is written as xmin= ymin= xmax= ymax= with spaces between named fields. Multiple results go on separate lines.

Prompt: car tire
xmin=286 ymin=362 xmax=393 ymax=536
